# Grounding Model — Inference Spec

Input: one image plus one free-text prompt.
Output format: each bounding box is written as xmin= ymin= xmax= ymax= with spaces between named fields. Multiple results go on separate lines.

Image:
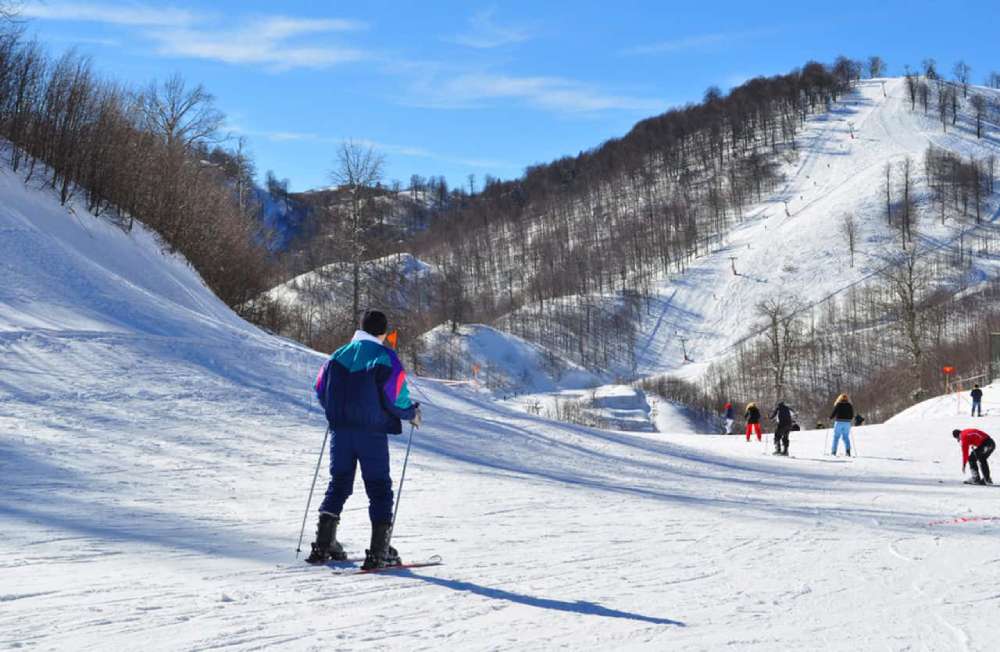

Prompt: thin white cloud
xmin=228 ymin=126 xmax=512 ymax=170
xmin=359 ymin=139 xmax=513 ymax=170
xmin=150 ymin=17 xmax=368 ymax=71
xmin=408 ymin=72 xmax=663 ymax=114
xmin=622 ymin=28 xmax=777 ymax=56
xmin=46 ymin=34 xmax=123 ymax=47
xmin=21 ymin=1 xmax=198 ymax=27
xmin=622 ymin=33 xmax=729 ymax=56
xmin=450 ymin=8 xmax=535 ymax=49
xmin=23 ymin=3 xmax=368 ymax=71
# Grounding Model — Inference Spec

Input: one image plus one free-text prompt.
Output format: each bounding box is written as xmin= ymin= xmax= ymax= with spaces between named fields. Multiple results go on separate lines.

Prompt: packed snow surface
xmin=417 ymin=323 xmax=601 ymax=394
xmin=2 ymin=91 xmax=1000 ymax=650
xmin=262 ymin=252 xmax=436 ymax=325
xmin=888 ymin=381 xmax=999 ymax=423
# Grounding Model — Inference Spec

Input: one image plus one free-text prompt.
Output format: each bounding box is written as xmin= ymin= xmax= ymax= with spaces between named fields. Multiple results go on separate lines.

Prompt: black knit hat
xmin=952 ymin=429 xmax=961 ymax=439
xmin=361 ymin=309 xmax=388 ymax=336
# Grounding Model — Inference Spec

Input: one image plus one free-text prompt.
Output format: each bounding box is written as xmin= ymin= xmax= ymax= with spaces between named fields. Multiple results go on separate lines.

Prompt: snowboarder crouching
xmin=770 ymin=401 xmax=795 ymax=456
xmin=830 ymin=394 xmax=854 ymax=456
xmin=953 ymin=428 xmax=994 ymax=485
xmin=307 ymin=310 xmax=422 ymax=569
xmin=745 ymin=402 xmax=762 ymax=442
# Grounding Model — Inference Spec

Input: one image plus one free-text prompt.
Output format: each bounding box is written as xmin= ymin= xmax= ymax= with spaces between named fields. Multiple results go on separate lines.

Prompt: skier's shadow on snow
xmin=402 ymin=572 xmax=686 ymax=627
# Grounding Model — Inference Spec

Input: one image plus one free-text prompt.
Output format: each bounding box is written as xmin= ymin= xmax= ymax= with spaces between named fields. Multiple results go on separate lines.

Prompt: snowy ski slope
xmin=2 ymin=89 xmax=1000 ymax=649
xmin=634 ymin=78 xmax=1000 ymax=380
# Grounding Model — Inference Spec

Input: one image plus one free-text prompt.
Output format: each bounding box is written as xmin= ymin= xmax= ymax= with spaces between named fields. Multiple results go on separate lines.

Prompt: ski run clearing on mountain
xmin=2 ymin=82 xmax=1000 ymax=650
xmin=630 ymin=77 xmax=1000 ymax=380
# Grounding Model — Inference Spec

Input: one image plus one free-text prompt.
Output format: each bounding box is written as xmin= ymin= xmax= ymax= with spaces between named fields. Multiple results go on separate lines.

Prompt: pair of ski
xmin=326 ymin=554 xmax=443 ymax=575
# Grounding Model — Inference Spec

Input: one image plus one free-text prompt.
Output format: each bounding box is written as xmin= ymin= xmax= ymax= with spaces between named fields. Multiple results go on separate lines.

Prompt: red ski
xmin=333 ymin=555 xmax=443 ymax=575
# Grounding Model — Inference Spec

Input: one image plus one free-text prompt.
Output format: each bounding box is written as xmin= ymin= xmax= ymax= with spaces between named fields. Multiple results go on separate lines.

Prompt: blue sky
xmin=18 ymin=0 xmax=1000 ymax=191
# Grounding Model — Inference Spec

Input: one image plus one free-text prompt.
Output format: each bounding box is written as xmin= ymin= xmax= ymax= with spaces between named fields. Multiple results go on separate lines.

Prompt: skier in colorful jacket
xmin=953 ymin=428 xmax=994 ymax=485
xmin=306 ymin=310 xmax=421 ymax=569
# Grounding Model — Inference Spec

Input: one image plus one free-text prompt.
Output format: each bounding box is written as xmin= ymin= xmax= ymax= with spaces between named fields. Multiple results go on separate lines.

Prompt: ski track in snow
xmin=3 ymin=86 xmax=1000 ymax=649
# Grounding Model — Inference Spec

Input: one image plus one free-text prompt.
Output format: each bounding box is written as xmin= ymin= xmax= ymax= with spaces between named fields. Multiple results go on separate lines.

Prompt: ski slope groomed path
xmin=2 ymin=150 xmax=1000 ymax=649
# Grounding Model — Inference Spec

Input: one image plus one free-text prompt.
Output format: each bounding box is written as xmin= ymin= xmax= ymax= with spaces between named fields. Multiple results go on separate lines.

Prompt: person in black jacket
xmin=745 ymin=402 xmax=762 ymax=442
xmin=971 ymin=384 xmax=984 ymax=417
xmin=830 ymin=393 xmax=854 ymax=456
xmin=770 ymin=401 xmax=795 ymax=456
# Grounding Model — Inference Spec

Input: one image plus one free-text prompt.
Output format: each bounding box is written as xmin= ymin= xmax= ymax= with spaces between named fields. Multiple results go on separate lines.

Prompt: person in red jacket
xmin=953 ymin=428 xmax=995 ymax=485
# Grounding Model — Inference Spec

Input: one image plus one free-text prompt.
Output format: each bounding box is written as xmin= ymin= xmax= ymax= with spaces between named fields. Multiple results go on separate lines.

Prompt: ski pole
xmin=388 ymin=422 xmax=416 ymax=548
xmin=295 ymin=425 xmax=330 ymax=558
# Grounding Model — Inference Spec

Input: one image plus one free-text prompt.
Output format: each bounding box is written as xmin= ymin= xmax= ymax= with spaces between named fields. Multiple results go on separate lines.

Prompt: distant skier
xmin=745 ymin=402 xmax=762 ymax=442
xmin=770 ymin=400 xmax=795 ymax=456
xmin=971 ymin=384 xmax=983 ymax=417
xmin=306 ymin=310 xmax=422 ymax=569
xmin=723 ymin=402 xmax=735 ymax=435
xmin=953 ymin=428 xmax=994 ymax=485
xmin=829 ymin=393 xmax=854 ymax=456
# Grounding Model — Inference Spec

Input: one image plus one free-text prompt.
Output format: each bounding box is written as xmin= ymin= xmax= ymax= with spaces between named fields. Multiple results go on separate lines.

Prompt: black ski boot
xmin=362 ymin=522 xmax=401 ymax=570
xmin=845 ymin=449 xmax=852 ymax=457
xmin=305 ymin=513 xmax=347 ymax=564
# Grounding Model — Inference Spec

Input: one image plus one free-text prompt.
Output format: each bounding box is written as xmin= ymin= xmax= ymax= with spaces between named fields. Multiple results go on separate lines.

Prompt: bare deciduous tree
xmin=953 ymin=60 xmax=971 ymax=97
xmin=867 ymin=55 xmax=886 ymax=78
xmin=922 ymin=58 xmax=938 ymax=80
xmin=904 ymin=73 xmax=918 ymax=110
xmin=900 ymin=156 xmax=915 ymax=248
xmin=970 ymin=94 xmax=987 ymax=138
xmin=330 ymin=141 xmax=386 ymax=321
xmin=841 ymin=213 xmax=858 ymax=268
xmin=937 ymin=83 xmax=951 ymax=132
xmin=757 ymin=297 xmax=800 ymax=399
xmin=139 ymin=74 xmax=223 ymax=151
xmin=884 ymin=162 xmax=892 ymax=225
xmin=877 ymin=246 xmax=931 ymax=399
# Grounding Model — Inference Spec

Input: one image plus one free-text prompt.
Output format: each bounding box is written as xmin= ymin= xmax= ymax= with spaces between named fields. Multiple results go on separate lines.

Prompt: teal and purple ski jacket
xmin=314 ymin=330 xmax=417 ymax=434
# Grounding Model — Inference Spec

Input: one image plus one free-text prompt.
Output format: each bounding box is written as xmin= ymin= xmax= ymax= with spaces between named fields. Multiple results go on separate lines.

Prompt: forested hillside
xmin=254 ymin=54 xmax=1000 ymax=425
xmin=0 ymin=28 xmax=274 ymax=309
xmin=8 ymin=4 xmax=1000 ymax=428
xmin=408 ymin=60 xmax=859 ymax=368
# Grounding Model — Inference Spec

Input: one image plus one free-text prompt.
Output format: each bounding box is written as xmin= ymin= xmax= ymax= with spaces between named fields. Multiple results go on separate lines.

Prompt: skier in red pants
xmin=745 ymin=402 xmax=762 ymax=442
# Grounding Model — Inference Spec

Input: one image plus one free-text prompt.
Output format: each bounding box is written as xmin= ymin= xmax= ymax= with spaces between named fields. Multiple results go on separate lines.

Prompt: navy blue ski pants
xmin=318 ymin=428 xmax=394 ymax=524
